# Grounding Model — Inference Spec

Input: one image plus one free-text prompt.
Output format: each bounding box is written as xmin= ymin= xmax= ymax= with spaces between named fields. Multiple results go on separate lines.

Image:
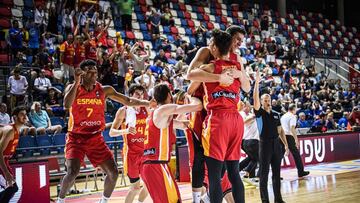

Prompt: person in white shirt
xmin=34 ymin=70 xmax=52 ymax=100
xmin=0 ymin=103 xmax=10 ymax=126
xmin=280 ymin=104 xmax=309 ymax=178
xmin=129 ymin=42 xmax=150 ymax=78
xmin=239 ymin=101 xmax=260 ymax=178
xmin=7 ymin=68 xmax=28 ymax=111
xmin=134 ymin=66 xmax=155 ymax=95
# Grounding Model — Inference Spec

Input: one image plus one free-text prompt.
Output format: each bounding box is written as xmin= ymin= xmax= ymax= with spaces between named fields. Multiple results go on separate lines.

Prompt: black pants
xmin=281 ymin=135 xmax=304 ymax=175
xmin=191 ymin=132 xmax=205 ymax=188
xmin=259 ymin=138 xmax=283 ymax=202
xmin=0 ymin=183 xmax=18 ymax=203
xmin=205 ymin=156 xmax=244 ymax=203
xmin=121 ymin=14 xmax=132 ymax=31
xmin=239 ymin=139 xmax=259 ymax=177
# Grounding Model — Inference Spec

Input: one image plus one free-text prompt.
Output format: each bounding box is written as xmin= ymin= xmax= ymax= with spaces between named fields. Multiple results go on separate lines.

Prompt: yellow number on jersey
xmin=144 ymin=124 xmax=149 ymax=144
xmin=137 ymin=127 xmax=144 ymax=135
xmin=86 ymin=108 xmax=93 ymax=117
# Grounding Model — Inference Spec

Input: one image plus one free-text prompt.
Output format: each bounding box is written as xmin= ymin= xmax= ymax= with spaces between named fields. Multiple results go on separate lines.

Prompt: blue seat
xmin=275 ymin=37 xmax=282 ymax=44
xmin=162 ymin=26 xmax=170 ymax=34
xmin=177 ymin=11 xmax=184 ymax=18
xmin=167 ymin=35 xmax=174 ymax=42
xmin=173 ymin=4 xmax=180 ymax=10
xmin=36 ymin=135 xmax=53 ymax=155
xmin=215 ymin=16 xmax=221 ymax=23
xmin=50 ymin=117 xmax=65 ymax=127
xmin=189 ymin=37 xmax=196 ymax=45
xmin=185 ymin=28 xmax=193 ymax=36
xmin=53 ymin=133 xmax=66 ymax=154
xmin=192 ymin=6 xmax=198 ymax=13
xmin=181 ymin=19 xmax=187 ymax=27
xmin=18 ymin=136 xmax=36 ymax=157
xmin=220 ymin=24 xmax=226 ymax=31
xmin=24 ymin=0 xmax=33 ymax=8
xmin=105 ymin=114 xmax=113 ymax=123
xmin=196 ymin=13 xmax=203 ymax=21
xmin=140 ymin=23 xmax=147 ymax=31
xmin=143 ymin=33 xmax=151 ymax=41
xmin=134 ymin=5 xmax=141 ymax=13
xmin=210 ymin=8 xmax=216 ymax=15
xmin=23 ymin=10 xmax=34 ymax=19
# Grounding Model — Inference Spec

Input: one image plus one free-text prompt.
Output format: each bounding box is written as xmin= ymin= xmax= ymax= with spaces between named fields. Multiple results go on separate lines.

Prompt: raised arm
xmin=109 ymin=107 xmax=136 ymax=137
xmin=63 ymin=68 xmax=84 ymax=109
xmin=103 ymin=86 xmax=150 ymax=107
xmin=253 ymin=70 xmax=261 ymax=111
xmin=186 ymin=63 xmax=234 ymax=86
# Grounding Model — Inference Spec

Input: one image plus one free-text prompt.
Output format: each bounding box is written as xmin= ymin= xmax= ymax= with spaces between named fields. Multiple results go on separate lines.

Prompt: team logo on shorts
xmin=144 ymin=148 xmax=156 ymax=156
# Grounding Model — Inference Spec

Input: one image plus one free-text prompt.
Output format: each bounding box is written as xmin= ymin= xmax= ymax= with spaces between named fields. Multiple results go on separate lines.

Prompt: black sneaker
xmin=275 ymin=200 xmax=286 ymax=203
xmin=298 ymin=171 xmax=310 ymax=178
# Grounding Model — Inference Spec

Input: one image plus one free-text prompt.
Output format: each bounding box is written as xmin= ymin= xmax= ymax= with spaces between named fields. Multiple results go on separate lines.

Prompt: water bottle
xmin=341 ymin=123 xmax=345 ymax=130
xmin=126 ymin=107 xmax=137 ymax=127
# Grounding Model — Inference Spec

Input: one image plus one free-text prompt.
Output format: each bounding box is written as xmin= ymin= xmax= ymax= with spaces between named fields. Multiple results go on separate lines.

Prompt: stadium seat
xmin=171 ymin=26 xmax=179 ymax=34
xmin=103 ymin=130 xmax=115 ymax=149
xmin=184 ymin=11 xmax=191 ymax=19
xmin=0 ymin=19 xmax=11 ymax=29
xmin=50 ymin=117 xmax=65 ymax=128
xmin=23 ymin=9 xmax=34 ymax=19
xmin=14 ymin=0 xmax=24 ymax=7
xmin=187 ymin=19 xmax=194 ymax=27
xmin=126 ymin=31 xmax=135 ymax=40
xmin=134 ymin=31 xmax=143 ymax=40
xmin=163 ymin=26 xmax=170 ymax=34
xmin=180 ymin=18 xmax=187 ymax=27
xmin=178 ymin=27 xmax=185 ymax=35
xmin=2 ymin=0 xmax=13 ymax=6
xmin=142 ymin=32 xmax=151 ymax=41
xmin=140 ymin=23 xmax=147 ymax=31
xmin=132 ymin=22 xmax=140 ymax=30
xmin=36 ymin=135 xmax=53 ymax=155
xmin=17 ymin=136 xmax=36 ymax=157
xmin=0 ymin=7 xmax=11 ymax=17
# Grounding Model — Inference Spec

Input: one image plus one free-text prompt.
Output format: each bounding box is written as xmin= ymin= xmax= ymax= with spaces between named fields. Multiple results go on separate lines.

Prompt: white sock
xmin=56 ymin=197 xmax=65 ymax=203
xmin=98 ymin=195 xmax=109 ymax=203
xmin=193 ymin=191 xmax=201 ymax=203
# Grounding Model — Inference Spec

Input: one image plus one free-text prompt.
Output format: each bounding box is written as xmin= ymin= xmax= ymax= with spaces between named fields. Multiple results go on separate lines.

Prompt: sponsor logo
xmin=77 ymin=98 xmax=103 ymax=105
xmin=80 ymin=120 xmax=102 ymax=126
xmin=211 ymin=90 xmax=237 ymax=99
xmin=131 ymin=138 xmax=144 ymax=143
xmin=144 ymin=148 xmax=156 ymax=156
xmin=136 ymin=119 xmax=146 ymax=125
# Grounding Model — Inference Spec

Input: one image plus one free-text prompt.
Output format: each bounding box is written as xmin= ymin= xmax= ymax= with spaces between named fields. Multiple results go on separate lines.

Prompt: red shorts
xmin=123 ymin=151 xmax=142 ymax=181
xmin=65 ymin=133 xmax=113 ymax=167
xmin=202 ymin=110 xmax=244 ymax=161
xmin=190 ymin=110 xmax=206 ymax=141
xmin=141 ymin=163 xmax=181 ymax=203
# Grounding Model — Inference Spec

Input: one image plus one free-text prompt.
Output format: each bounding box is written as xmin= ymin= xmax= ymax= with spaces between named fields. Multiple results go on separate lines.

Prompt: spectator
xmin=150 ymin=60 xmax=163 ymax=76
xmin=61 ymin=8 xmax=75 ymax=36
xmin=7 ymin=68 xmax=28 ymax=112
xmin=0 ymin=103 xmax=10 ymax=126
xmin=311 ymin=113 xmax=327 ymax=132
xmin=116 ymin=46 xmax=130 ymax=93
xmin=134 ymin=66 xmax=156 ymax=94
xmin=45 ymin=88 xmax=64 ymax=117
xmin=27 ymin=20 xmax=40 ymax=63
xmin=338 ymin=112 xmax=349 ymax=129
xmin=266 ymin=40 xmax=277 ymax=66
xmin=28 ymin=102 xmax=62 ymax=135
xmin=297 ymin=112 xmax=310 ymax=128
xmin=195 ymin=25 xmax=207 ymax=48
xmin=60 ymin=34 xmax=75 ymax=83
xmin=161 ymin=7 xmax=174 ymax=26
xmin=34 ymin=5 xmax=47 ymax=34
xmin=77 ymin=5 xmax=94 ymax=34
xmin=130 ymin=42 xmax=150 ymax=78
xmin=154 ymin=49 xmax=168 ymax=63
xmin=325 ymin=112 xmax=337 ymax=130
xmin=34 ymin=69 xmax=52 ymax=100
xmin=244 ymin=49 xmax=255 ymax=64
xmin=118 ymin=0 xmax=134 ymax=31
xmin=349 ymin=106 xmax=360 ymax=131
xmin=149 ymin=8 xmax=161 ymax=41
xmin=9 ymin=20 xmax=24 ymax=62
xmin=260 ymin=15 xmax=270 ymax=39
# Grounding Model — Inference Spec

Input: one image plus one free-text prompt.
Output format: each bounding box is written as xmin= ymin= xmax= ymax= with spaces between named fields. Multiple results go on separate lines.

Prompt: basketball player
xmin=186 ymin=25 xmax=250 ymax=203
xmin=57 ymin=59 xmax=152 ymax=203
xmin=141 ymin=84 xmax=202 ymax=203
xmin=0 ymin=106 xmax=27 ymax=203
xmin=187 ymin=29 xmax=248 ymax=203
xmin=109 ymin=84 xmax=149 ymax=203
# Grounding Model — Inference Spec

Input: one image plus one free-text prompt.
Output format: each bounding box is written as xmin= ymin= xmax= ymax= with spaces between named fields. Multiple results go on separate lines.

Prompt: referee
xmin=280 ymin=104 xmax=310 ymax=177
xmin=253 ymin=70 xmax=289 ymax=203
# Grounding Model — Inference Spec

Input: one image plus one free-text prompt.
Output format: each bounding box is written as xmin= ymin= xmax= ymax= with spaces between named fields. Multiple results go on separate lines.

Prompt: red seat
xmin=221 ymin=16 xmax=227 ymax=24
xmin=179 ymin=3 xmax=186 ymax=11
xmin=187 ymin=19 xmax=194 ymax=28
xmin=232 ymin=11 xmax=238 ymax=18
xmin=125 ymin=31 xmax=135 ymax=40
xmin=207 ymin=22 xmax=214 ymax=30
xmin=0 ymin=7 xmax=11 ymax=17
xmin=138 ymin=0 xmax=146 ymax=5
xmin=203 ymin=14 xmax=209 ymax=21
xmin=0 ymin=54 xmax=10 ymax=65
xmin=184 ymin=11 xmax=191 ymax=19
xmin=2 ymin=0 xmax=13 ymax=6
xmin=198 ymin=6 xmax=204 ymax=13
xmin=0 ymin=19 xmax=10 ymax=29
xmin=140 ymin=6 xmax=147 ymax=13
xmin=171 ymin=26 xmax=178 ymax=34
xmin=215 ymin=9 xmax=221 ymax=16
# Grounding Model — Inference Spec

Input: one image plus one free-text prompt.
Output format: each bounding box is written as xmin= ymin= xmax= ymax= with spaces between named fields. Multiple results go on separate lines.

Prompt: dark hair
xmin=226 ymin=25 xmax=246 ymax=36
xmin=79 ymin=59 xmax=97 ymax=70
xmin=153 ymin=84 xmax=171 ymax=105
xmin=12 ymin=106 xmax=27 ymax=116
xmin=211 ymin=29 xmax=232 ymax=56
xmin=128 ymin=84 xmax=145 ymax=96
xmin=288 ymin=104 xmax=296 ymax=111
xmin=12 ymin=20 xmax=18 ymax=25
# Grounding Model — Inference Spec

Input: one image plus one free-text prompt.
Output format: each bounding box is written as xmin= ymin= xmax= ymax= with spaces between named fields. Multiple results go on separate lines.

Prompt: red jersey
xmin=68 ymin=82 xmax=106 ymax=135
xmin=203 ymin=59 xmax=241 ymax=111
xmin=74 ymin=43 xmax=86 ymax=68
xmin=122 ymin=107 xmax=148 ymax=154
xmin=143 ymin=112 xmax=175 ymax=163
xmin=3 ymin=124 xmax=19 ymax=158
xmin=192 ymin=84 xmax=205 ymax=100
xmin=60 ymin=41 xmax=75 ymax=65
xmin=229 ymin=52 xmax=238 ymax=61
xmin=86 ymin=39 xmax=98 ymax=60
